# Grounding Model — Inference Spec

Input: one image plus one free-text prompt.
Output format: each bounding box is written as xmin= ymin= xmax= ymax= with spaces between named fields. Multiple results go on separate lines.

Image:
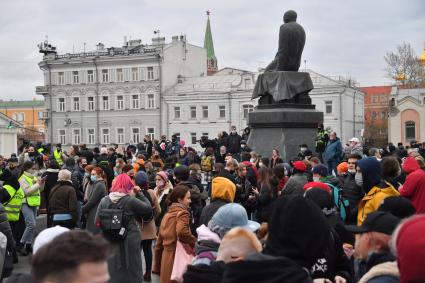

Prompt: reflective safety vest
xmin=19 ymin=174 xmax=41 ymax=207
xmin=3 ymin=184 xmax=24 ymax=221
xmin=53 ymin=149 xmax=64 ymax=166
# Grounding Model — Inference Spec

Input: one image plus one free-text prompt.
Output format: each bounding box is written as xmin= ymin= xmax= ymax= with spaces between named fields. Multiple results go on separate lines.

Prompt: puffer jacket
xmin=357 ymin=183 xmax=399 ymax=225
xmin=400 ymin=157 xmax=425 ymax=213
xmin=324 ymin=138 xmax=343 ymax=162
xmin=192 ymin=224 xmax=221 ymax=266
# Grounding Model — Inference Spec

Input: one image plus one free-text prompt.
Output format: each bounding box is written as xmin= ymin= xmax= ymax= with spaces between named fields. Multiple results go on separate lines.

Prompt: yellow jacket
xmin=357 ymin=183 xmax=400 ymax=225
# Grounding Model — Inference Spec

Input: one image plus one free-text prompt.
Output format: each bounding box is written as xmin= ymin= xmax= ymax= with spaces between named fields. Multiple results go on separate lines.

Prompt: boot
xmin=12 ymin=250 xmax=18 ymax=263
xmin=143 ymin=271 xmax=152 ymax=282
xmin=16 ymin=245 xmax=29 ymax=256
xmin=25 ymin=243 xmax=33 ymax=254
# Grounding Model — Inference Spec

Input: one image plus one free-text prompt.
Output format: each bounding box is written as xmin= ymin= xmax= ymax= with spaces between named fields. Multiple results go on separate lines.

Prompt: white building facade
xmin=308 ymin=70 xmax=365 ymax=144
xmin=36 ymin=37 xmax=206 ymax=146
xmin=163 ymin=68 xmax=257 ymax=150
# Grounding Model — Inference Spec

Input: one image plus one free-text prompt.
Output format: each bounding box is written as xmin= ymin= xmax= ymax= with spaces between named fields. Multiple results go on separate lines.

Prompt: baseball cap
xmin=349 ymin=137 xmax=359 ymax=143
xmin=345 ymin=211 xmax=400 ymax=235
xmin=211 ymin=203 xmax=260 ymax=232
xmin=33 ymin=226 xmax=69 ymax=254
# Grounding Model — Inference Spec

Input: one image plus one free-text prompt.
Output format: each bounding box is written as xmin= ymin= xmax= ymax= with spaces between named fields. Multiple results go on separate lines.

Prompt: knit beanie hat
xmin=135 ymin=171 xmax=149 ymax=187
xmin=156 ymin=171 xmax=169 ymax=183
xmin=396 ymin=215 xmax=425 ymax=283
xmin=292 ymin=161 xmax=306 ymax=172
xmin=378 ymin=196 xmax=416 ymax=219
xmin=336 ymin=162 xmax=348 ymax=174
xmin=312 ymin=164 xmax=328 ymax=177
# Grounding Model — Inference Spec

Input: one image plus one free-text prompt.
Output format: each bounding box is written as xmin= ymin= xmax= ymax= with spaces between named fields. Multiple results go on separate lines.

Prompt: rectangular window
xmin=202 ymin=106 xmax=208 ymax=118
xmin=38 ymin=111 xmax=43 ymax=119
xmin=371 ymin=111 xmax=377 ymax=120
xmin=87 ymin=129 xmax=95 ymax=144
xmin=58 ymin=129 xmax=66 ymax=144
xmin=202 ymin=132 xmax=209 ymax=139
xmin=73 ymin=129 xmax=81 ymax=144
xmin=244 ymin=78 xmax=251 ymax=88
xmin=73 ymin=97 xmax=80 ymax=111
xmin=191 ymin=133 xmax=197 ymax=145
xmin=371 ymin=96 xmax=378 ymax=103
xmin=406 ymin=122 xmax=416 ymax=140
xmin=87 ymin=97 xmax=95 ymax=111
xmin=242 ymin=104 xmax=254 ymax=119
xmin=58 ymin=72 xmax=65 ymax=85
xmin=219 ymin=105 xmax=226 ymax=118
xmin=73 ymin=71 xmax=79 ymax=84
xmin=190 ymin=106 xmax=197 ymax=118
xmin=116 ymin=68 xmax=123 ymax=82
xmin=174 ymin=107 xmax=180 ymax=119
xmin=87 ymin=70 xmax=94 ymax=83
xmin=132 ymin=67 xmax=139 ymax=81
xmin=132 ymin=128 xmax=140 ymax=144
xmin=102 ymin=69 xmax=108 ymax=82
xmin=58 ymin=98 xmax=65 ymax=112
xmin=380 ymin=95 xmax=387 ymax=102
xmin=325 ymin=101 xmax=332 ymax=114
xmin=132 ymin=95 xmax=140 ymax=109
xmin=102 ymin=128 xmax=110 ymax=144
xmin=147 ymin=128 xmax=155 ymax=140
xmin=147 ymin=67 xmax=154 ymax=80
xmin=102 ymin=96 xmax=109 ymax=110
xmin=381 ymin=111 xmax=386 ymax=119
xmin=147 ymin=94 xmax=155 ymax=109
xmin=116 ymin=128 xmax=125 ymax=144
xmin=116 ymin=95 xmax=124 ymax=110
xmin=12 ymin=113 xmax=25 ymax=122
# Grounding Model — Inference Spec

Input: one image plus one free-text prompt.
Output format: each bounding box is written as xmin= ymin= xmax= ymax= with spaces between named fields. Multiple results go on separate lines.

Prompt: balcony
xmin=35 ymin=86 xmax=48 ymax=95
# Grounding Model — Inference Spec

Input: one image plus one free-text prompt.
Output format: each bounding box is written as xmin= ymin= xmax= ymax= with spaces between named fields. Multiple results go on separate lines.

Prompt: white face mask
xmin=355 ymin=173 xmax=363 ymax=186
xmin=313 ymin=176 xmax=320 ymax=182
xmin=250 ymin=158 xmax=255 ymax=163
xmin=156 ymin=180 xmax=165 ymax=187
xmin=348 ymin=169 xmax=356 ymax=174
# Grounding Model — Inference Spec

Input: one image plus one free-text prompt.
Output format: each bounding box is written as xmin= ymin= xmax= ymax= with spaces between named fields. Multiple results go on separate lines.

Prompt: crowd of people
xmin=0 ymin=124 xmax=423 ymax=283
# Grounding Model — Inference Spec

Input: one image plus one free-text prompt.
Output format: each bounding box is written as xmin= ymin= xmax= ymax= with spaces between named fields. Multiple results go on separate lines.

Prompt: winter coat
xmin=400 ymin=157 xmax=425 ymax=213
xmin=358 ymin=252 xmax=399 ymax=283
xmin=71 ymin=166 xmax=85 ymax=202
xmin=192 ymin=225 xmax=221 ymax=266
xmin=183 ymin=260 xmax=225 ymax=283
xmin=282 ymin=173 xmax=308 ymax=196
xmin=256 ymin=183 xmax=276 ymax=223
xmin=82 ymin=180 xmax=107 ymax=234
xmin=41 ymin=168 xmax=59 ymax=210
xmin=227 ymin=133 xmax=242 ymax=155
xmin=357 ymin=183 xmax=399 ymax=225
xmin=96 ymin=193 xmax=152 ymax=283
xmin=140 ymin=189 xmax=161 ymax=240
xmin=154 ymin=182 xmax=173 ymax=227
xmin=324 ymin=138 xmax=343 ymax=162
xmin=221 ymin=253 xmax=312 ymax=283
xmin=270 ymin=157 xmax=284 ymax=169
xmin=342 ymin=173 xmax=364 ymax=224
xmin=0 ymin=204 xmax=15 ymax=252
xmin=153 ymin=203 xmax=196 ymax=283
xmin=48 ymin=180 xmax=78 ymax=224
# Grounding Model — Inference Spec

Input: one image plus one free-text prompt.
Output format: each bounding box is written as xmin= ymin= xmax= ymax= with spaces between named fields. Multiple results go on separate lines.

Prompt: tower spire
xmin=204 ymin=10 xmax=218 ymax=75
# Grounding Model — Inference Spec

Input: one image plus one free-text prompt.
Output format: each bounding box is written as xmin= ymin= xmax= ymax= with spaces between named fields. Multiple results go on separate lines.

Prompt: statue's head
xmin=283 ymin=10 xmax=297 ymax=23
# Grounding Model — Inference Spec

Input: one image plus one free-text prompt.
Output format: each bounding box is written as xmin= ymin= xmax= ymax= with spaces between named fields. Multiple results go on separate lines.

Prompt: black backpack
xmin=97 ymin=196 xmax=131 ymax=242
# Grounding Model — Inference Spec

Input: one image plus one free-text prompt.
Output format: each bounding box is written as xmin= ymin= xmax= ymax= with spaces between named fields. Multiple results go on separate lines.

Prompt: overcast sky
xmin=0 ymin=0 xmax=424 ymax=100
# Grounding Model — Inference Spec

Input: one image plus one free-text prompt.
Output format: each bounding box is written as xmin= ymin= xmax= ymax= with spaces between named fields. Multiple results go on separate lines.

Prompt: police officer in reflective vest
xmin=17 ymin=161 xmax=44 ymax=256
xmin=53 ymin=143 xmax=64 ymax=167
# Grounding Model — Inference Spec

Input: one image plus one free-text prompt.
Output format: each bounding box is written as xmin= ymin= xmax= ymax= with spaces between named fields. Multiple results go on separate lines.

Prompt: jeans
xmin=21 ymin=204 xmax=37 ymax=245
xmin=141 ymin=239 xmax=153 ymax=272
xmin=327 ymin=160 xmax=338 ymax=176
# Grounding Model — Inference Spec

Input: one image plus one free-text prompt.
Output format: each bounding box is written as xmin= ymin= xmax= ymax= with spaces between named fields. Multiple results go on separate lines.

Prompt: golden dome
xmin=395 ymin=73 xmax=405 ymax=81
xmin=419 ymin=46 xmax=425 ymax=65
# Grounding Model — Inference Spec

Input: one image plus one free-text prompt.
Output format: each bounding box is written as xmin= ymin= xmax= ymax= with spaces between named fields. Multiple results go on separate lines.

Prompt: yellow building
xmin=0 ymin=100 xmax=46 ymax=142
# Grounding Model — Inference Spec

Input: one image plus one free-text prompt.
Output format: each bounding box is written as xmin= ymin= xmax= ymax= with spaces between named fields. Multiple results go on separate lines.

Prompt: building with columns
xmin=36 ymin=36 xmax=206 ymax=146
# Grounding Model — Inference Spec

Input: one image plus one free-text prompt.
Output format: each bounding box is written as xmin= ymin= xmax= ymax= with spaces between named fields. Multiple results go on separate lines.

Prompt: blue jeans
xmin=21 ymin=203 xmax=37 ymax=245
xmin=327 ymin=160 xmax=338 ymax=176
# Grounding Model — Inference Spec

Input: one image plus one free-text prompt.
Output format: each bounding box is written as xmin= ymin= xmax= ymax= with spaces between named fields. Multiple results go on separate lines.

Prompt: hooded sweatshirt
xmin=357 ymin=157 xmax=399 ymax=225
xmin=400 ymin=157 xmax=425 ymax=213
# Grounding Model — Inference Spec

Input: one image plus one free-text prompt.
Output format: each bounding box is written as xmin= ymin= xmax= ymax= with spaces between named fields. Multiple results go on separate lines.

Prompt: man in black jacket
xmin=341 ymin=154 xmax=364 ymax=224
xmin=227 ymin=126 xmax=242 ymax=160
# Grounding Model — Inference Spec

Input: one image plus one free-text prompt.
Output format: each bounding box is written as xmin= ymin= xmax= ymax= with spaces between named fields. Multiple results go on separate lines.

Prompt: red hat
xmin=396 ymin=215 xmax=425 ymax=283
xmin=292 ymin=161 xmax=307 ymax=172
xmin=303 ymin=182 xmax=331 ymax=193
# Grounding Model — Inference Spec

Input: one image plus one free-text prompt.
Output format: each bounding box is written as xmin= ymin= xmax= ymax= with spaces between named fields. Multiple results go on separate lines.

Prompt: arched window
xmin=405 ymin=121 xmax=416 ymax=140
xmin=371 ymin=111 xmax=377 ymax=120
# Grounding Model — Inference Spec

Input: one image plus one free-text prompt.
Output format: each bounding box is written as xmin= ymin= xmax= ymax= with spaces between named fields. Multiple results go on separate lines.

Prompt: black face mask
xmin=28 ymin=152 xmax=35 ymax=157
xmin=229 ymin=170 xmax=236 ymax=174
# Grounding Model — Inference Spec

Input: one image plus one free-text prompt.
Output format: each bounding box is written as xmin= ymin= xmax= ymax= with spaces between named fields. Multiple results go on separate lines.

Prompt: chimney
xmin=123 ymin=36 xmax=127 ymax=46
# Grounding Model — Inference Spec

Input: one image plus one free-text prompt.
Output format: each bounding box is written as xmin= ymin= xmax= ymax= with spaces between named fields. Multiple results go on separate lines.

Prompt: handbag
xmin=170 ymin=240 xmax=194 ymax=283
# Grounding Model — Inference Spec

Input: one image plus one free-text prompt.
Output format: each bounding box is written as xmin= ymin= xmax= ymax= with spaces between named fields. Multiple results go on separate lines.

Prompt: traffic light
xmin=6 ymin=121 xmax=13 ymax=129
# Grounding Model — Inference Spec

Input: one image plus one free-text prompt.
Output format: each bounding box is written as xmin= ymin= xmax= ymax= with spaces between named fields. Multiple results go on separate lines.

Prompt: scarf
xmin=109 ymin=192 xmax=127 ymax=203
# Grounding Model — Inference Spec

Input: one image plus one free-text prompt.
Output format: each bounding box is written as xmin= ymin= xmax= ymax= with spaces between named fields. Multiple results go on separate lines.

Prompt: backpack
xmin=325 ymin=183 xmax=350 ymax=222
xmin=97 ymin=196 xmax=131 ymax=242
xmin=201 ymin=156 xmax=213 ymax=172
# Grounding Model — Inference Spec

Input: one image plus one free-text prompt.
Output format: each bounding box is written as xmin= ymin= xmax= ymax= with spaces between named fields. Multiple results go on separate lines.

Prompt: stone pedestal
xmin=247 ymin=103 xmax=323 ymax=161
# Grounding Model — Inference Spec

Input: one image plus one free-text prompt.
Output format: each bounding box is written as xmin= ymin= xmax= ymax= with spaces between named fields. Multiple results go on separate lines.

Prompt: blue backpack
xmin=325 ymin=183 xmax=350 ymax=222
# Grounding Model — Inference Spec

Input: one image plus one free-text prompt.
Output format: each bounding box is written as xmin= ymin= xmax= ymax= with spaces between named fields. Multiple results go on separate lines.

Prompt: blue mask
xmin=90 ymin=175 xmax=97 ymax=182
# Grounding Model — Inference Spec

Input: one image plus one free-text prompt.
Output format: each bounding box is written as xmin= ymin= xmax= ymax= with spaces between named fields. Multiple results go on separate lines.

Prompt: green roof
xmin=204 ymin=15 xmax=216 ymax=60
xmin=0 ymin=100 xmax=45 ymax=108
